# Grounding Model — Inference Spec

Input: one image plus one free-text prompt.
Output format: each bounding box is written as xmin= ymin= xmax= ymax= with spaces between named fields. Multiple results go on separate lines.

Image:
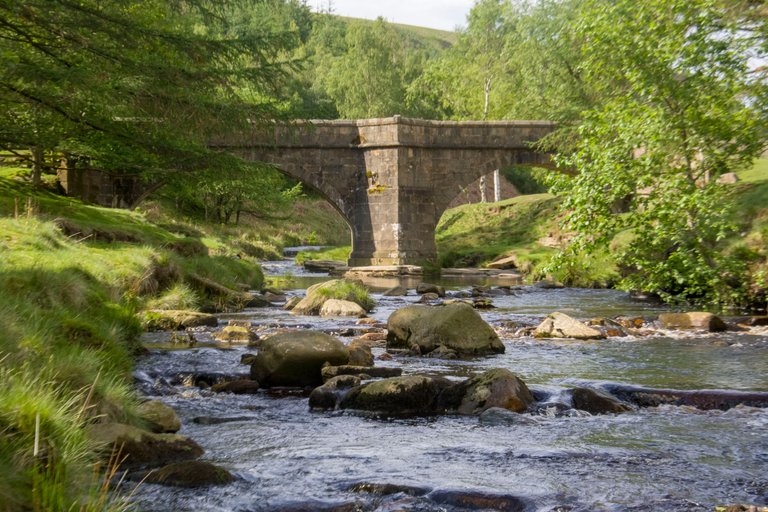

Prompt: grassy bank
xmin=0 ymin=166 xmax=280 ymax=509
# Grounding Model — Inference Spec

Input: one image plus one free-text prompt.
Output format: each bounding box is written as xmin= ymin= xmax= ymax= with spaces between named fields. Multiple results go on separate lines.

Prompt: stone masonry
xmin=213 ymin=116 xmax=555 ymax=266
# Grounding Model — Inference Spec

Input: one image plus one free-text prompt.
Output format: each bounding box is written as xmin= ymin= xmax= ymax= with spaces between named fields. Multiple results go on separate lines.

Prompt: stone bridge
xmin=213 ymin=116 xmax=555 ymax=266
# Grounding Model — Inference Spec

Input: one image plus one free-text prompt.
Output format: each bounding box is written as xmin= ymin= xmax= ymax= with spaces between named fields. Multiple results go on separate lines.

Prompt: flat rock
xmin=534 ymin=312 xmax=605 ymax=340
xmin=211 ymin=379 xmax=260 ymax=394
xmin=658 ymin=312 xmax=727 ymax=332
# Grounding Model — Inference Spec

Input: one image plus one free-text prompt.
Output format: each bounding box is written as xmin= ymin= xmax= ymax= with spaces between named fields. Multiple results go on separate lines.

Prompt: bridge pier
xmin=216 ymin=116 xmax=554 ymax=267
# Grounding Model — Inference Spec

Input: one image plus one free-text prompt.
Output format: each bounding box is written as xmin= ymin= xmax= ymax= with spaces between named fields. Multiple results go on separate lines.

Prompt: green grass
xmin=735 ymin=157 xmax=768 ymax=184
xmin=0 ymin=171 xmax=279 ymax=509
xmin=295 ymin=245 xmax=351 ymax=264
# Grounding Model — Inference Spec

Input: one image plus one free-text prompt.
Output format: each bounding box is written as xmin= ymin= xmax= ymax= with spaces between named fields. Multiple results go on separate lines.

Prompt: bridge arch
xmin=213 ymin=116 xmax=555 ymax=266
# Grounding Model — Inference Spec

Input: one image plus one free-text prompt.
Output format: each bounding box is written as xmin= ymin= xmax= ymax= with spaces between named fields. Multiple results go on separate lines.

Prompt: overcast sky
xmin=311 ymin=0 xmax=475 ymax=32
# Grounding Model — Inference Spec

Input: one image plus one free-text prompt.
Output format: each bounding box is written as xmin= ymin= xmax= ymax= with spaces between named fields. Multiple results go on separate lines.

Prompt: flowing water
xmin=130 ymin=259 xmax=768 ymax=512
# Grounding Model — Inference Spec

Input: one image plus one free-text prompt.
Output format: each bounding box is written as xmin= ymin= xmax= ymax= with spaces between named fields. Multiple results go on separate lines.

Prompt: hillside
xmin=336 ymin=15 xmax=458 ymax=49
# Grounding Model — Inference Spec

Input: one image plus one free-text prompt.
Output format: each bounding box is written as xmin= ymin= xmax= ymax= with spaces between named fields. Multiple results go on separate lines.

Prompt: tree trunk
xmin=31 ymin=145 xmax=44 ymax=187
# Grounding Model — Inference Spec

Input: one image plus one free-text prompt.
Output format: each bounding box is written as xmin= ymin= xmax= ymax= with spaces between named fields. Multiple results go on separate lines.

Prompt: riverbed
xmin=130 ymin=260 xmax=768 ymax=512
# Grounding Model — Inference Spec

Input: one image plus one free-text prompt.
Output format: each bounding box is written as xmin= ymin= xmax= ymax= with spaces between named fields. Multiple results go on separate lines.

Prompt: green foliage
xmin=501 ymin=167 xmax=550 ymax=195
xmin=0 ymin=0 xmax=296 ymax=185
xmin=295 ymin=246 xmax=351 ymax=264
xmin=544 ymin=0 xmax=766 ymax=306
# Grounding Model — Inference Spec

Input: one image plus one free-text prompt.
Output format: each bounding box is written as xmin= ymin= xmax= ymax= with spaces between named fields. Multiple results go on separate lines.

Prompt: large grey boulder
xmin=439 ymin=368 xmax=534 ymax=415
xmin=387 ymin=303 xmax=505 ymax=356
xmin=250 ymin=331 xmax=349 ymax=387
xmin=340 ymin=375 xmax=453 ymax=416
xmin=534 ymin=312 xmax=606 ymax=340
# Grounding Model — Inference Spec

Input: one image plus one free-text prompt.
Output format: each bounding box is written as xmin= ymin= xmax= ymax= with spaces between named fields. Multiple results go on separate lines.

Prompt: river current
xmin=130 ymin=259 xmax=768 ymax=512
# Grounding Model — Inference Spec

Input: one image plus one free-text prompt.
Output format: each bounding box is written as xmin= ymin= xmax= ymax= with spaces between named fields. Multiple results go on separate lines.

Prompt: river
xmin=130 ymin=259 xmax=768 ymax=512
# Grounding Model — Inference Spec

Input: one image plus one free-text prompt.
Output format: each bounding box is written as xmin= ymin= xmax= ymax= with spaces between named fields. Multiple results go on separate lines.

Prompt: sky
xmin=311 ymin=0 xmax=476 ymax=32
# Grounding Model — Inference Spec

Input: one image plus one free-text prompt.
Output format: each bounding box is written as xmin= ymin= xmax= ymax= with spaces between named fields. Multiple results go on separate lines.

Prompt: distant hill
xmin=336 ymin=15 xmax=458 ymax=49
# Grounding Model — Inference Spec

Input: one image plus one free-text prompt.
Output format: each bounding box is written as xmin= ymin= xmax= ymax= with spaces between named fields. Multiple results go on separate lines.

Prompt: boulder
xmin=211 ymin=379 xmax=260 ymax=394
xmin=347 ymin=343 xmax=374 ymax=367
xmin=534 ymin=312 xmax=606 ymax=340
xmin=319 ymin=299 xmax=367 ymax=318
xmin=214 ymin=325 xmax=258 ymax=343
xmin=440 ymin=369 xmax=534 ymax=415
xmin=86 ymin=423 xmax=203 ymax=469
xmin=142 ymin=310 xmax=218 ymax=331
xmin=136 ymin=400 xmax=181 ymax=434
xmin=387 ymin=303 xmax=505 ymax=356
xmin=340 ymin=375 xmax=453 ymax=416
xmin=142 ymin=460 xmax=235 ymax=487
xmin=716 ymin=172 xmax=739 ymax=184
xmin=658 ymin=312 xmax=727 ymax=332
xmin=569 ymin=387 xmax=632 ymax=414
xmin=416 ymin=283 xmax=445 ymax=297
xmin=250 ymin=331 xmax=349 ymax=387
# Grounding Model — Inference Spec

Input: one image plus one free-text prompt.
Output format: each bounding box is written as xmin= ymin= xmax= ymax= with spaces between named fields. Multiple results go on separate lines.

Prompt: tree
xmin=546 ymin=0 xmax=766 ymax=304
xmin=310 ymin=18 xmax=408 ymax=118
xmin=0 ymin=0 xmax=297 ymax=188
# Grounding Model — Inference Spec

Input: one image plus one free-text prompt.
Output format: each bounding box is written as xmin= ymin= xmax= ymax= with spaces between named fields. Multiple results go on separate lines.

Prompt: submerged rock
xmin=142 ymin=460 xmax=235 ymax=487
xmin=136 ymin=400 xmax=181 ymax=434
xmin=250 ymin=331 xmax=349 ymax=387
xmin=600 ymin=383 xmax=768 ymax=410
xmin=658 ymin=312 xmax=727 ymax=332
xmin=211 ymin=379 xmax=260 ymax=394
xmin=534 ymin=312 xmax=605 ymax=340
xmin=428 ymin=489 xmax=530 ymax=512
xmin=86 ymin=423 xmax=203 ymax=469
xmin=387 ymin=303 xmax=505 ymax=357
xmin=340 ymin=375 xmax=453 ymax=416
xmin=440 ymin=368 xmax=534 ymax=415
xmin=321 ymin=365 xmax=402 ymax=381
xmin=478 ymin=407 xmax=540 ymax=426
